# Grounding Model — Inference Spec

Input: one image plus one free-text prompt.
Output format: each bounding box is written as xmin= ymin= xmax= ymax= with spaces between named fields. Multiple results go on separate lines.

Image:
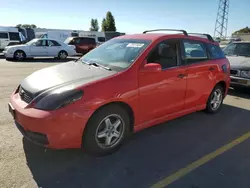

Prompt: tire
xmin=14 ymin=50 xmax=26 ymax=61
xmin=205 ymin=84 xmax=224 ymax=114
xmin=83 ymin=104 xmax=130 ymax=156
xmin=58 ymin=50 xmax=68 ymax=60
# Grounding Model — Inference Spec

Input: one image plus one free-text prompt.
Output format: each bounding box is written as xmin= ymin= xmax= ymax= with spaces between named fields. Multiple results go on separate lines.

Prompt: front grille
xmin=230 ymin=69 xmax=238 ymax=76
xmin=19 ymin=87 xmax=34 ymax=104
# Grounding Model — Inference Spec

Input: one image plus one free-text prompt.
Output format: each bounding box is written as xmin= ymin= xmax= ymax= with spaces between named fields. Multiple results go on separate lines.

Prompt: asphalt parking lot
xmin=1 ymin=56 xmax=250 ymax=188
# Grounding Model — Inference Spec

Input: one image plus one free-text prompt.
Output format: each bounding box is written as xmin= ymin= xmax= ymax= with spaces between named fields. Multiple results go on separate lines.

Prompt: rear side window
xmin=207 ymin=44 xmax=225 ymax=59
xmin=98 ymin=37 xmax=106 ymax=42
xmin=48 ymin=40 xmax=61 ymax=46
xmin=0 ymin=32 xmax=8 ymax=39
xmin=183 ymin=40 xmax=208 ymax=64
xmin=9 ymin=32 xmax=20 ymax=41
xmin=80 ymin=38 xmax=96 ymax=45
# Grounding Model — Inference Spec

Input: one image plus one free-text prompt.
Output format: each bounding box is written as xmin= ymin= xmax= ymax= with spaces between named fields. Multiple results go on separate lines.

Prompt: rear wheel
xmin=14 ymin=50 xmax=26 ymax=61
xmin=58 ymin=50 xmax=68 ymax=59
xmin=205 ymin=85 xmax=224 ymax=113
xmin=83 ymin=105 xmax=130 ymax=156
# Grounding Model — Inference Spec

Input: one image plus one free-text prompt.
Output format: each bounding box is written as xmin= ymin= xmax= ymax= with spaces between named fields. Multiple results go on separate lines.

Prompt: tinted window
xmin=0 ymin=32 xmax=8 ymax=39
xmin=207 ymin=44 xmax=225 ymax=59
xmin=183 ymin=40 xmax=208 ymax=63
xmin=98 ymin=37 xmax=106 ymax=42
xmin=48 ymin=40 xmax=61 ymax=46
xmin=80 ymin=38 xmax=96 ymax=45
xmin=147 ymin=41 xmax=179 ymax=69
xmin=9 ymin=32 xmax=20 ymax=41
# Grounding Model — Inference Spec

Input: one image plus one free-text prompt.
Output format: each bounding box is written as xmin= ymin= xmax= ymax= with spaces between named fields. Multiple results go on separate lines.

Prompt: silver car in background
xmin=3 ymin=38 xmax=76 ymax=60
xmin=223 ymin=41 xmax=250 ymax=89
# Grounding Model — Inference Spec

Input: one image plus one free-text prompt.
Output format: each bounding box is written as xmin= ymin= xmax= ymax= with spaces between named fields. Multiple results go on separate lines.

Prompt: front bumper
xmin=3 ymin=50 xmax=13 ymax=58
xmin=9 ymin=92 xmax=94 ymax=149
xmin=230 ymin=76 xmax=250 ymax=88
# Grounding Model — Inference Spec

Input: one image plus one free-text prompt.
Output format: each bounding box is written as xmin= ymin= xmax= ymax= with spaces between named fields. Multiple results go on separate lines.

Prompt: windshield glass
xmin=80 ymin=38 xmax=151 ymax=71
xmin=25 ymin=39 xmax=38 ymax=45
xmin=223 ymin=43 xmax=250 ymax=56
xmin=64 ymin=37 xmax=74 ymax=44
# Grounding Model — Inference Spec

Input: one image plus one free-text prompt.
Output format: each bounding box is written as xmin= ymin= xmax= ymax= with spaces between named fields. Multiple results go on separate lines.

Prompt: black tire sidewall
xmin=83 ymin=104 xmax=130 ymax=156
xmin=206 ymin=85 xmax=224 ymax=114
xmin=14 ymin=50 xmax=25 ymax=61
xmin=58 ymin=51 xmax=67 ymax=59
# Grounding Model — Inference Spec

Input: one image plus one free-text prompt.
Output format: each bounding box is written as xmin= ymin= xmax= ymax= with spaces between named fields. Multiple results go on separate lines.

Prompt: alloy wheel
xmin=210 ymin=88 xmax=223 ymax=111
xmin=95 ymin=114 xmax=124 ymax=149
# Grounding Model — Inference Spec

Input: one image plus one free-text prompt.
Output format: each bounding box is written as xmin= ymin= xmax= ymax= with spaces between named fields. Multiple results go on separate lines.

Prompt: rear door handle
xmin=209 ymin=67 xmax=216 ymax=71
xmin=177 ymin=74 xmax=186 ymax=79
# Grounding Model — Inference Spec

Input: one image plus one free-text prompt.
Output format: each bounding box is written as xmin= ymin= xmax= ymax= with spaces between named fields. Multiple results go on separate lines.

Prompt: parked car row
xmin=2 ymin=36 xmax=103 ymax=60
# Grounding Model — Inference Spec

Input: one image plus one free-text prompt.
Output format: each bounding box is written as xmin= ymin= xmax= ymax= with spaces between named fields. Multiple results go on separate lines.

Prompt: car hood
xmin=20 ymin=61 xmax=117 ymax=97
xmin=5 ymin=44 xmax=28 ymax=50
xmin=227 ymin=56 xmax=250 ymax=70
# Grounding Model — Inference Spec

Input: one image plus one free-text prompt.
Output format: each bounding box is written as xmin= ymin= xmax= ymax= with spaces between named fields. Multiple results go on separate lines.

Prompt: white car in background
xmin=3 ymin=38 xmax=76 ymax=60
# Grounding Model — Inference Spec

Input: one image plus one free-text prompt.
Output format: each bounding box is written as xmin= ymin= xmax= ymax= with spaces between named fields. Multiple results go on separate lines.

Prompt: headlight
xmin=240 ymin=70 xmax=250 ymax=78
xmin=34 ymin=87 xmax=83 ymax=111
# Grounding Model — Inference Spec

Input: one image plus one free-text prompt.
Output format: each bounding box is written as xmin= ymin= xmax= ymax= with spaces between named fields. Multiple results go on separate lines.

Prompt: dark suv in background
xmin=64 ymin=37 xmax=96 ymax=54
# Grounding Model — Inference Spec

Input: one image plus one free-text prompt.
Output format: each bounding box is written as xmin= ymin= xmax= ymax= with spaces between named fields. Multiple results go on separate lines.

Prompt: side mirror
xmin=141 ymin=63 xmax=161 ymax=73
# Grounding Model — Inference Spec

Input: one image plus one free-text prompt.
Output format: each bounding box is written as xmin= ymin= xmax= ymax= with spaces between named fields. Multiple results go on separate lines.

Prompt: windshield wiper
xmin=89 ymin=62 xmax=112 ymax=71
xmin=81 ymin=59 xmax=111 ymax=71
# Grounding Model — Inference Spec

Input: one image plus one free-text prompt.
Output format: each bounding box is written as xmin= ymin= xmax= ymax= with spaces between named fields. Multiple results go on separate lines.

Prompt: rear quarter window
xmin=183 ymin=40 xmax=208 ymax=64
xmin=207 ymin=44 xmax=225 ymax=59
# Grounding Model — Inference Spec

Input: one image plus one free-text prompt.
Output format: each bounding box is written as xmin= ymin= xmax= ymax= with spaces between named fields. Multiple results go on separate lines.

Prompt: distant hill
xmin=233 ymin=27 xmax=250 ymax=34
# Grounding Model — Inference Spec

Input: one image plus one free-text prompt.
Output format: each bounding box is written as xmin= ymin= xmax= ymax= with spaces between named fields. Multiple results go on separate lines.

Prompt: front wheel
xmin=83 ymin=105 xmax=130 ymax=156
xmin=205 ymin=85 xmax=224 ymax=113
xmin=14 ymin=50 xmax=26 ymax=61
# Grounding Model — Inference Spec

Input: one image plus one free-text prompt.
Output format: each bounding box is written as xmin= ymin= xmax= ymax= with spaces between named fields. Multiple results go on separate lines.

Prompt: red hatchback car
xmin=9 ymin=29 xmax=230 ymax=155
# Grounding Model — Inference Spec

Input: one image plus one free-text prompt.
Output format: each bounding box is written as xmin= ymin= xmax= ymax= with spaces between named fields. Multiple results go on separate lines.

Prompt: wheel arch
xmin=215 ymin=80 xmax=227 ymax=98
xmin=90 ymin=101 xmax=134 ymax=132
xmin=14 ymin=49 xmax=27 ymax=58
xmin=81 ymin=101 xmax=135 ymax=147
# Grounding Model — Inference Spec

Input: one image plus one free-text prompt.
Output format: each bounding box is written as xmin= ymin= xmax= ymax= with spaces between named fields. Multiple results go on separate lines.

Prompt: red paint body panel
xmin=9 ymin=33 xmax=231 ymax=149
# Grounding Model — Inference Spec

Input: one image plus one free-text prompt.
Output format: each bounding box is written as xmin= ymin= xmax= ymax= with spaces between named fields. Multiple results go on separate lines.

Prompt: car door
xmin=30 ymin=39 xmax=48 ymax=56
xmin=182 ymin=39 xmax=217 ymax=109
xmin=138 ymin=39 xmax=187 ymax=124
xmin=47 ymin=40 xmax=62 ymax=56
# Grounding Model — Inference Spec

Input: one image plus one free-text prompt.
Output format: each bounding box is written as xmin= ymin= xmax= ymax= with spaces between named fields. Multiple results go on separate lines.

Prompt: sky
xmin=1 ymin=0 xmax=249 ymax=36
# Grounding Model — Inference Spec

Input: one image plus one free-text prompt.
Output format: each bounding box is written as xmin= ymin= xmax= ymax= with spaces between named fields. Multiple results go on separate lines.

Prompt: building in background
xmin=232 ymin=27 xmax=250 ymax=41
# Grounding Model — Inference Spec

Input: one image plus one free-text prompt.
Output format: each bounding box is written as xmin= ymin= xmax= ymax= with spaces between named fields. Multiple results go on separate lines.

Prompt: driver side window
xmin=147 ymin=40 xmax=179 ymax=69
xmin=34 ymin=40 xmax=46 ymax=46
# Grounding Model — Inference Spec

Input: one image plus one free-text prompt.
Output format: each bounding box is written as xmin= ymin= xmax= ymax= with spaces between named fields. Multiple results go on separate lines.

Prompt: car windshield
xmin=25 ymin=39 xmax=39 ymax=45
xmin=223 ymin=43 xmax=250 ymax=57
xmin=64 ymin=37 xmax=73 ymax=44
xmin=80 ymin=38 xmax=151 ymax=71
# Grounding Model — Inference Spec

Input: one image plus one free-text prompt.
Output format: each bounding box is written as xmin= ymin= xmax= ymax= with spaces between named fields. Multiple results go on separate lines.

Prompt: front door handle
xmin=177 ymin=74 xmax=186 ymax=79
xmin=209 ymin=67 xmax=216 ymax=71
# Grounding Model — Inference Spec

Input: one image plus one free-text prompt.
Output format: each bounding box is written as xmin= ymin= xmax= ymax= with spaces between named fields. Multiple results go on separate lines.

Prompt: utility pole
xmin=214 ymin=0 xmax=229 ymax=39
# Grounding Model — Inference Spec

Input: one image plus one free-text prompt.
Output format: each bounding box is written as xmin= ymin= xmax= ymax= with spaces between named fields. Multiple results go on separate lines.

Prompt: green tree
xmin=16 ymin=24 xmax=37 ymax=28
xmin=89 ymin=19 xmax=99 ymax=31
xmin=105 ymin=11 xmax=116 ymax=31
xmin=101 ymin=18 xmax=107 ymax=32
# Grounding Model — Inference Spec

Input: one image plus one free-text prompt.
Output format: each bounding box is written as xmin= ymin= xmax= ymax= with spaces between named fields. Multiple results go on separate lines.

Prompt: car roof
xmin=116 ymin=33 xmax=218 ymax=44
